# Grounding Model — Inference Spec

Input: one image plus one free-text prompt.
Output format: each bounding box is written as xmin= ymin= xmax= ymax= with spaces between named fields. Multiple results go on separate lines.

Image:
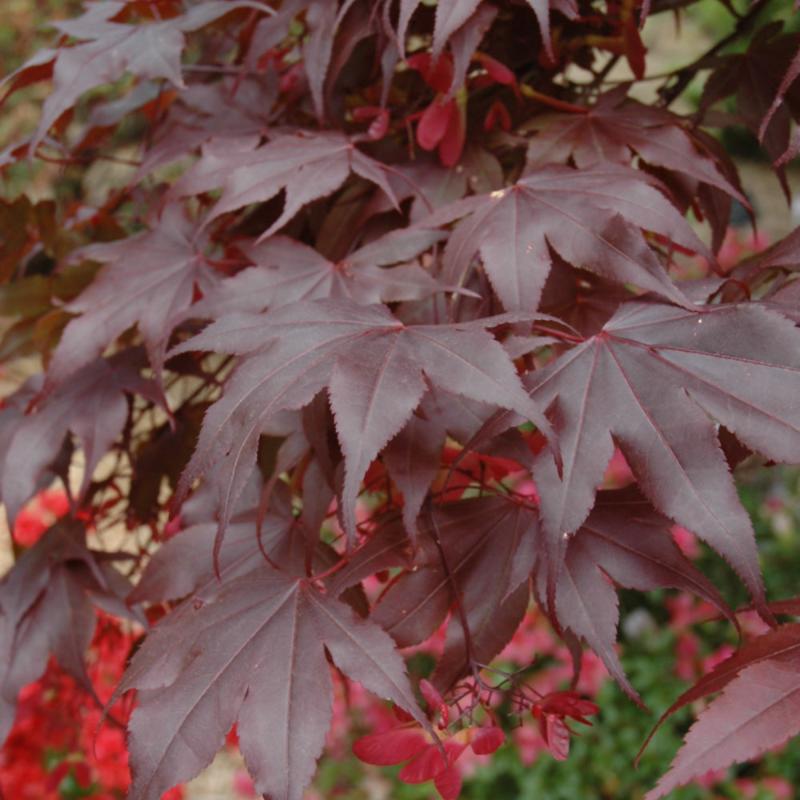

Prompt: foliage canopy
xmin=2 ymin=1 xmax=800 ymax=798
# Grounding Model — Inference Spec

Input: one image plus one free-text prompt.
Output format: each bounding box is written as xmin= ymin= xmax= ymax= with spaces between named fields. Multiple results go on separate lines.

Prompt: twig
xmin=658 ymin=0 xmax=771 ymax=107
xmin=426 ymin=504 xmax=482 ymax=685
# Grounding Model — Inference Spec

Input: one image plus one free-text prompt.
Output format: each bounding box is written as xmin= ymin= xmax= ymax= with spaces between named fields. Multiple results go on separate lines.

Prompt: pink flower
xmin=702 ymin=644 xmax=735 ymax=674
xmin=602 ymin=449 xmax=634 ymax=488
xmin=672 ymin=525 xmax=700 ymax=559
xmin=512 ymin=722 xmax=546 ymax=765
xmin=675 ymin=632 xmax=700 ymax=680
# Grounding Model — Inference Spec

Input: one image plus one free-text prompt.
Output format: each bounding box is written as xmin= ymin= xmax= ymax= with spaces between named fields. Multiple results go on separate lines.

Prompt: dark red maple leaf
xmin=193 ymin=227 xmax=447 ymax=314
xmin=734 ymin=225 xmax=800 ymax=287
xmin=382 ymin=409 xmax=446 ymax=539
xmin=119 ymin=567 xmax=430 ymax=800
xmin=171 ymin=131 xmax=403 ymax=237
xmin=1 ymin=355 xmax=158 ymax=525
xmin=640 ymin=622 xmax=800 ymax=765
xmin=170 ymin=300 xmax=556 ymax=553
xmin=127 ymin=485 xmax=296 ymax=606
xmin=137 ymin=73 xmax=277 ymax=176
xmin=539 ymin=488 xmax=734 ymax=702
xmin=5 ymin=1 xmax=800 ymax=797
xmin=426 ymin=164 xmax=705 ymax=311
xmin=525 ymin=87 xmax=744 ymax=204
xmin=326 ymin=516 xmax=414 ymax=600
xmin=700 ymin=23 xmax=800 ymax=195
xmin=490 ymin=301 xmax=800 ymax=612
xmin=646 ymin=644 xmax=800 ymax=799
xmin=44 ymin=206 xmax=218 ymax=389
xmin=14 ymin=0 xmax=269 ymax=152
xmin=397 ymin=0 xmax=575 ymax=61
xmin=371 ymin=495 xmax=537 ymax=688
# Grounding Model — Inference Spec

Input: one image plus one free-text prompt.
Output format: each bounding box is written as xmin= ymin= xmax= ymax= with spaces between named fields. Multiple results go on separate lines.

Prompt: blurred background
xmin=2 ymin=2 xmax=800 ymax=799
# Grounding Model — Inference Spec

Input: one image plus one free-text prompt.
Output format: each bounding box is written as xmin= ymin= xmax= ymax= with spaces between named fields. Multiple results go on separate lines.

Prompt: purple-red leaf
xmin=1 ymin=355 xmax=157 ymax=524
xmin=45 ymin=206 xmax=218 ymax=389
xmin=121 ymin=567 xmax=429 ymax=800
xmin=194 ymin=228 xmax=446 ymax=315
xmin=0 ymin=520 xmax=134 ymax=745
xmin=543 ymin=488 xmax=733 ymax=703
xmin=373 ymin=495 xmax=537 ymax=686
xmin=128 ymin=488 xmax=295 ymax=605
xmin=383 ymin=411 xmax=445 ymax=539
xmin=526 ymin=89 xmax=745 ymax=204
xmin=172 ymin=132 xmax=401 ymax=237
xmin=398 ymin=0 xmax=572 ymax=60
xmin=171 ymin=300 xmax=555 ymax=547
xmin=701 ymin=26 xmax=800 ymax=195
xmin=26 ymin=0 xmax=266 ymax=151
xmin=641 ymin=622 xmax=800 ymax=761
xmin=646 ymin=655 xmax=800 ymax=799
xmin=428 ymin=164 xmax=703 ymax=311
xmin=326 ymin=517 xmax=414 ymax=599
xmin=517 ymin=301 xmax=800 ymax=611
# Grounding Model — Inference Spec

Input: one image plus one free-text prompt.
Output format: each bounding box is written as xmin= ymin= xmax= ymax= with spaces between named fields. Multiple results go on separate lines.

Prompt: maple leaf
xmin=0 ymin=520 xmax=135 ymax=745
xmin=646 ymin=652 xmax=800 ymax=799
xmin=397 ymin=0 xmax=575 ymax=60
xmin=8 ymin=1 xmax=800 ymax=796
xmin=539 ymin=264 xmax=633 ymax=338
xmin=735 ymin=226 xmax=800 ymax=287
xmin=326 ymin=517 xmax=414 ymax=600
xmin=171 ymin=131 xmax=402 ymax=237
xmin=354 ymin=722 xmax=503 ymax=799
xmin=127 ymin=401 xmax=207 ymax=525
xmin=193 ymin=227 xmax=447 ymax=315
xmin=492 ymin=300 xmax=800 ymax=612
xmin=427 ymin=164 xmax=704 ymax=311
xmin=129 ymin=476 xmax=366 ymax=613
xmin=525 ymin=88 xmax=744 ymax=203
xmin=639 ymin=622 xmax=800 ymax=765
xmin=372 ymin=496 xmax=537 ymax=686
xmin=128 ymin=486 xmax=296 ymax=606
xmin=137 ymin=73 xmax=278 ymax=176
xmin=22 ymin=0 xmax=269 ymax=152
xmin=540 ymin=488 xmax=733 ymax=702
xmin=700 ymin=23 xmax=800 ymax=195
xmin=0 ymin=355 xmax=158 ymax=525
xmin=170 ymin=300 xmax=555 ymax=552
xmin=119 ymin=567 xmax=430 ymax=800
xmin=44 ymin=206 xmax=218 ymax=389
xmin=382 ymin=410 xmax=446 ymax=539
xmin=381 ymin=385 xmax=527 ymax=540
xmin=446 ymin=6 xmax=498 ymax=97
xmin=531 ymin=691 xmax=599 ymax=761
xmin=302 ymin=0 xmax=352 ymax=121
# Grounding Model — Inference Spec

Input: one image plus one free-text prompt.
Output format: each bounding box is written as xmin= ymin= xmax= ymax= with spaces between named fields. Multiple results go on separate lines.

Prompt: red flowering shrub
xmin=12 ymin=489 xmax=71 ymax=547
xmin=0 ymin=607 xmax=184 ymax=800
xmin=2 ymin=491 xmax=185 ymax=799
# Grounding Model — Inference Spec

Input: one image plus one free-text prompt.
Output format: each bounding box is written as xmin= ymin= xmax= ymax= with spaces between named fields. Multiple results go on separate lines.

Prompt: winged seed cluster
xmin=1 ymin=1 xmax=800 ymax=798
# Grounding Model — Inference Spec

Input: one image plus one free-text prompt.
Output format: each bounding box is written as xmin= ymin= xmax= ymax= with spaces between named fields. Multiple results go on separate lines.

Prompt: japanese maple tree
xmin=2 ymin=0 xmax=800 ymax=798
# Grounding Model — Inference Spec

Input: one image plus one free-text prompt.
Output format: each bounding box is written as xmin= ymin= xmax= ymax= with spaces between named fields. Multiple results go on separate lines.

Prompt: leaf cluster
xmin=2 ymin=1 xmax=800 ymax=798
